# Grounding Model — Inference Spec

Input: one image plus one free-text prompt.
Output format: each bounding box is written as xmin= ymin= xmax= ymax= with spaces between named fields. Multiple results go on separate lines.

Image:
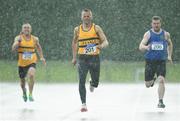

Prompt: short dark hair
xmin=82 ymin=8 xmax=91 ymax=12
xmin=81 ymin=8 xmax=92 ymax=19
xmin=152 ymin=16 xmax=162 ymax=22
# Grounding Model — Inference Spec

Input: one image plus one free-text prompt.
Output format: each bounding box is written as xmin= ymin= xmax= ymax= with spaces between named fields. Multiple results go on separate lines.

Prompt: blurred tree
xmin=0 ymin=0 xmax=179 ymax=61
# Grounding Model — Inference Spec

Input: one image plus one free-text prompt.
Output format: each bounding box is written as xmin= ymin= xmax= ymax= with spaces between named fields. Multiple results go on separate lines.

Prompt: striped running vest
xmin=78 ymin=23 xmax=100 ymax=55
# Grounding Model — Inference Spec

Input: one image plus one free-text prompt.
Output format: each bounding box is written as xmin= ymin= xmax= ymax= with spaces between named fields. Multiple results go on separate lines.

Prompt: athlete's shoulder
xmin=94 ymin=24 xmax=101 ymax=29
xmin=163 ymin=30 xmax=170 ymax=36
xmin=94 ymin=24 xmax=104 ymax=33
xmin=164 ymin=30 xmax=170 ymax=40
xmin=144 ymin=30 xmax=150 ymax=38
xmin=32 ymin=35 xmax=38 ymax=40
xmin=145 ymin=30 xmax=151 ymax=34
xmin=31 ymin=35 xmax=39 ymax=42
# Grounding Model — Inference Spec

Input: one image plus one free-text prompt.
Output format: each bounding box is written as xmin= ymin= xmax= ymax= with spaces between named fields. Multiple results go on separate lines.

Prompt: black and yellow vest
xmin=18 ymin=35 xmax=37 ymax=67
xmin=78 ymin=23 xmax=100 ymax=55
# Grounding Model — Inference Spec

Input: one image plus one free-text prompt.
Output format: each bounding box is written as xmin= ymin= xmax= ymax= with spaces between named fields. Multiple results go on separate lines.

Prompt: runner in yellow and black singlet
xmin=72 ymin=9 xmax=109 ymax=112
xmin=12 ymin=23 xmax=46 ymax=102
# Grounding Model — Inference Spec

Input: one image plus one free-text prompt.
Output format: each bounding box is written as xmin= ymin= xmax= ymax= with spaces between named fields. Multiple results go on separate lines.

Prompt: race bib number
xmin=22 ymin=52 xmax=33 ymax=60
xmin=84 ymin=44 xmax=97 ymax=54
xmin=151 ymin=43 xmax=164 ymax=50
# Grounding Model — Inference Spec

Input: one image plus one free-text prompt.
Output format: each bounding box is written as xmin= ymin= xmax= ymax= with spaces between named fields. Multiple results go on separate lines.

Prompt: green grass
xmin=0 ymin=60 xmax=179 ymax=83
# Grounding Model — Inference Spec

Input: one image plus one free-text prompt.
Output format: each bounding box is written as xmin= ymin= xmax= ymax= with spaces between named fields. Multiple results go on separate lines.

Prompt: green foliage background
xmin=1 ymin=0 xmax=180 ymax=61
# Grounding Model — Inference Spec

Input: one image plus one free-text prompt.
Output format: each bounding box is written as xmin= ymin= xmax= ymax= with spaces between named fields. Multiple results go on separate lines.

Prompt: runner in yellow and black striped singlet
xmin=17 ymin=34 xmax=37 ymax=67
xmin=12 ymin=23 xmax=46 ymax=102
xmin=78 ymin=23 xmax=100 ymax=55
xmin=72 ymin=8 xmax=109 ymax=112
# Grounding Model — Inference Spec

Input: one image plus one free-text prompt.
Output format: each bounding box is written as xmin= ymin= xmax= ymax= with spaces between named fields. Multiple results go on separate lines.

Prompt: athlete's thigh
xmin=19 ymin=66 xmax=28 ymax=79
xmin=145 ymin=60 xmax=155 ymax=81
xmin=156 ymin=61 xmax=166 ymax=77
xmin=78 ymin=58 xmax=89 ymax=81
xmin=89 ymin=56 xmax=100 ymax=81
xmin=27 ymin=64 xmax=36 ymax=76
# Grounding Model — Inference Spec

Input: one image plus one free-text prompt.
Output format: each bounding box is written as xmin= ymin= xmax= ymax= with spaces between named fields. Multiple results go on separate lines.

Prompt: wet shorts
xmin=145 ymin=60 xmax=166 ymax=81
xmin=18 ymin=63 xmax=36 ymax=79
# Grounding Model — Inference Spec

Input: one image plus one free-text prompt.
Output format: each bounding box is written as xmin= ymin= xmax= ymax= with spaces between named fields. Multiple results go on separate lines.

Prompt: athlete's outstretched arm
xmin=95 ymin=25 xmax=109 ymax=49
xmin=166 ymin=32 xmax=173 ymax=63
xmin=35 ymin=37 xmax=46 ymax=66
xmin=139 ymin=31 xmax=150 ymax=52
xmin=72 ymin=27 xmax=78 ymax=65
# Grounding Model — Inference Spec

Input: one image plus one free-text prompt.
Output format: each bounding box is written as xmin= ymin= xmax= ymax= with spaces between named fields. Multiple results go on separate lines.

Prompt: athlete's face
xmin=151 ymin=20 xmax=161 ymax=32
xmin=81 ymin=11 xmax=92 ymax=24
xmin=22 ymin=24 xmax=31 ymax=35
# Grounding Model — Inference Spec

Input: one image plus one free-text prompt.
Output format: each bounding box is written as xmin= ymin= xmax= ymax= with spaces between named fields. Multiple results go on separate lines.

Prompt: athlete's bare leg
xmin=20 ymin=78 xmax=27 ymax=102
xmin=27 ymin=67 xmax=36 ymax=101
xmin=20 ymin=78 xmax=26 ymax=93
xmin=157 ymin=76 xmax=165 ymax=100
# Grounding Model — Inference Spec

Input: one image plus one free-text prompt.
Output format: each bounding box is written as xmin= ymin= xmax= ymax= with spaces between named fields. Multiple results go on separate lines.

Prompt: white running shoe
xmin=89 ymin=85 xmax=95 ymax=92
xmin=89 ymin=78 xmax=95 ymax=92
xmin=81 ymin=103 xmax=88 ymax=112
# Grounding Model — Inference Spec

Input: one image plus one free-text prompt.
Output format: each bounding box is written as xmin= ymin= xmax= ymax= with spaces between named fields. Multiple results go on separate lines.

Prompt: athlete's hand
xmin=96 ymin=45 xmax=102 ymax=49
xmin=168 ymin=56 xmax=173 ymax=64
xmin=18 ymin=38 xmax=21 ymax=43
xmin=12 ymin=41 xmax=21 ymax=52
xmin=145 ymin=45 xmax=151 ymax=51
xmin=17 ymin=37 xmax=22 ymax=46
xmin=40 ymin=58 xmax=46 ymax=66
xmin=72 ymin=58 xmax=77 ymax=66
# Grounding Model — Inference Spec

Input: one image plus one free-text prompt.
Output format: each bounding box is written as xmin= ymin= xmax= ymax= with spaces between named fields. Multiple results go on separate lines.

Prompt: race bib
xmin=84 ymin=44 xmax=97 ymax=54
xmin=151 ymin=43 xmax=164 ymax=50
xmin=22 ymin=52 xmax=33 ymax=60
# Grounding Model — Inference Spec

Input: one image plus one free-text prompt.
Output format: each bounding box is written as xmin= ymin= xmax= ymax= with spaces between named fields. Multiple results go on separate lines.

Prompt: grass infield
xmin=0 ymin=60 xmax=179 ymax=83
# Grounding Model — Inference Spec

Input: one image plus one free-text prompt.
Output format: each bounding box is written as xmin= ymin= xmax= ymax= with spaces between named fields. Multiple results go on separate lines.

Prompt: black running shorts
xmin=145 ymin=59 xmax=166 ymax=81
xmin=18 ymin=63 xmax=36 ymax=79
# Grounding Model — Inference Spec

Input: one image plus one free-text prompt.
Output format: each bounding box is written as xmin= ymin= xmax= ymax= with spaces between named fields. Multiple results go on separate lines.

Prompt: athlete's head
xmin=151 ymin=16 xmax=162 ymax=32
xmin=21 ymin=23 xmax=32 ymax=35
xmin=81 ymin=8 xmax=93 ymax=24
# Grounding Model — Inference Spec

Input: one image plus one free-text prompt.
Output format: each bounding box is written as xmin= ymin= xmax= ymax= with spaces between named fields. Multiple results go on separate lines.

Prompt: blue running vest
xmin=144 ymin=30 xmax=168 ymax=60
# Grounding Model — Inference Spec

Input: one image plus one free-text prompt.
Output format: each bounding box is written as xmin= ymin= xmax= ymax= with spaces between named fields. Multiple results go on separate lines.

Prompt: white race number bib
xmin=22 ymin=52 xmax=33 ymax=60
xmin=84 ymin=44 xmax=97 ymax=54
xmin=151 ymin=43 xmax=164 ymax=50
